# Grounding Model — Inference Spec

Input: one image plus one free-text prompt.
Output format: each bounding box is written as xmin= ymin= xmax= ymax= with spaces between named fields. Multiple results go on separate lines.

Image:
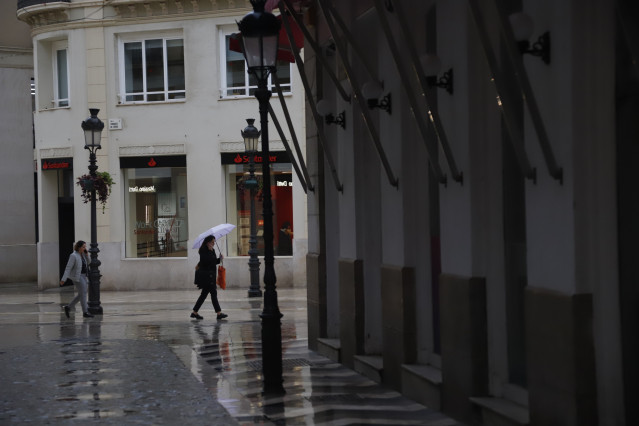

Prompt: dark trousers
xmin=193 ymin=285 xmax=221 ymax=313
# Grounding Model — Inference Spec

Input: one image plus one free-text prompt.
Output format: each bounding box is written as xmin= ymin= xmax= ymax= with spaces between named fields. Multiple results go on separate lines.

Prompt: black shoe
xmin=64 ymin=306 xmax=70 ymax=318
xmin=190 ymin=312 xmax=203 ymax=320
xmin=216 ymin=313 xmax=228 ymax=320
xmin=83 ymin=312 xmax=94 ymax=318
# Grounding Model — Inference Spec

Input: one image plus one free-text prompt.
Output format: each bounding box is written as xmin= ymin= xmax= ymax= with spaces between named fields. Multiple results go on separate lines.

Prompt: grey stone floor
xmin=0 ymin=282 xmax=462 ymax=425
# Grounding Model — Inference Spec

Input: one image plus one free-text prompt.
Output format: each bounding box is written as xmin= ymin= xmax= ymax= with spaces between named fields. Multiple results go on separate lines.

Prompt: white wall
xmin=0 ymin=2 xmax=36 ymax=282
xmin=31 ymin=7 xmax=307 ymax=290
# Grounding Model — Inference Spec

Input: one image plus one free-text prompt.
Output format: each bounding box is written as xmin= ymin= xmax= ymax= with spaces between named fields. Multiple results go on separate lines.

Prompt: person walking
xmin=277 ymin=221 xmax=293 ymax=255
xmin=191 ymin=235 xmax=228 ymax=320
xmin=60 ymin=240 xmax=94 ymax=318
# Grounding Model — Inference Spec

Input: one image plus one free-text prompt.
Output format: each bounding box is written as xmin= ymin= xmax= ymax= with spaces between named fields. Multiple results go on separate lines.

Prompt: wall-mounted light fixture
xmin=420 ymin=54 xmax=453 ymax=94
xmin=316 ymin=99 xmax=346 ymax=129
xmin=509 ymin=12 xmax=550 ymax=64
xmin=362 ymin=81 xmax=392 ymax=114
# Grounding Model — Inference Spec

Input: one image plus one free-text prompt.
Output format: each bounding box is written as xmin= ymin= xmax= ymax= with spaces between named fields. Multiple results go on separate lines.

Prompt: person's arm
xmin=60 ymin=254 xmax=76 ymax=284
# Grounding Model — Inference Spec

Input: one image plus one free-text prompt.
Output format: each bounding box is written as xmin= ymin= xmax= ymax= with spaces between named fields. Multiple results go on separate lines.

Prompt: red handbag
xmin=216 ymin=264 xmax=226 ymax=290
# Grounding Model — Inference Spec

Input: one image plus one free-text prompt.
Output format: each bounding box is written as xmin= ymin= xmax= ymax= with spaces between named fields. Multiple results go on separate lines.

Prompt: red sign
xmin=233 ymin=154 xmax=279 ymax=164
xmin=221 ymin=152 xmax=289 ymax=164
xmin=41 ymin=158 xmax=73 ymax=170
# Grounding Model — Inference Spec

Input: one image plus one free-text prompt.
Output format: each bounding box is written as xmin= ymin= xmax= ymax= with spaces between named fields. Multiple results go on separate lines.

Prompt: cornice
xmin=40 ymin=147 xmax=73 ymax=159
xmin=19 ymin=0 xmax=251 ymax=32
xmin=119 ymin=144 xmax=186 ymax=156
xmin=220 ymin=141 xmax=285 ymax=152
xmin=0 ymin=46 xmax=34 ymax=69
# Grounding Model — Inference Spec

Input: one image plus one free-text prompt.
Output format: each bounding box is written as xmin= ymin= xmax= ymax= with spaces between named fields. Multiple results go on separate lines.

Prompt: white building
xmin=17 ymin=0 xmax=307 ymax=290
xmin=0 ymin=2 xmax=35 ymax=283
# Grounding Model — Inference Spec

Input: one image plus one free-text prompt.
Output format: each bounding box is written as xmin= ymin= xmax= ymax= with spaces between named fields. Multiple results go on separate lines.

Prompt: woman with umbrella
xmin=191 ymin=235 xmax=228 ymax=320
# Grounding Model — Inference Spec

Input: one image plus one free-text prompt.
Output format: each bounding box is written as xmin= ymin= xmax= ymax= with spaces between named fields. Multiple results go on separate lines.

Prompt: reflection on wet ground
xmin=0 ymin=284 xmax=462 ymax=425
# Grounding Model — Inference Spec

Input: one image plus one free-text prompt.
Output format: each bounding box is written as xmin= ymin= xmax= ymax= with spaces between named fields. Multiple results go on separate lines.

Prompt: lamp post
xmin=238 ymin=0 xmax=284 ymax=394
xmin=81 ymin=108 xmax=105 ymax=315
xmin=242 ymin=118 xmax=262 ymax=298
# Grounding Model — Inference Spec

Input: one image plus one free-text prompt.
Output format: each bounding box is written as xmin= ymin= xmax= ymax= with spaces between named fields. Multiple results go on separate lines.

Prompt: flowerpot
xmin=81 ymin=179 xmax=94 ymax=191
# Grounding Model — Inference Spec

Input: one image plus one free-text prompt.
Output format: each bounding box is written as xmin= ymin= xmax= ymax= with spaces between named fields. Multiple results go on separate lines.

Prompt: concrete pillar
xmin=381 ymin=264 xmax=416 ymax=391
xmin=440 ymin=273 xmax=488 ymax=424
xmin=525 ymin=287 xmax=597 ymax=426
xmin=338 ymin=258 xmax=364 ymax=368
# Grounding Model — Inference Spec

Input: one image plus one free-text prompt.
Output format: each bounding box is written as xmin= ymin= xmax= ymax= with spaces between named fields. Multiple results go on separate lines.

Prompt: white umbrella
xmin=192 ymin=223 xmax=236 ymax=249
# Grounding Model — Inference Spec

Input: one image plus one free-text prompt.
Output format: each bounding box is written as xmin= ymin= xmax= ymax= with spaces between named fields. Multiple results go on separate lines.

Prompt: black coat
xmin=194 ymin=248 xmax=221 ymax=288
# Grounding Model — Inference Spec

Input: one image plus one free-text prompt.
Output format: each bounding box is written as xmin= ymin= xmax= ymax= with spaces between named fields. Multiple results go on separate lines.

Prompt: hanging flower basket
xmin=237 ymin=174 xmax=264 ymax=201
xmin=77 ymin=171 xmax=114 ymax=213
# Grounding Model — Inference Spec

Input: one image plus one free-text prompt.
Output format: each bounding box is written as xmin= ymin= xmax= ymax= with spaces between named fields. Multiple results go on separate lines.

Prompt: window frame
xmin=117 ymin=35 xmax=186 ymax=104
xmin=219 ymin=28 xmax=293 ymax=99
xmin=52 ymin=40 xmax=69 ymax=108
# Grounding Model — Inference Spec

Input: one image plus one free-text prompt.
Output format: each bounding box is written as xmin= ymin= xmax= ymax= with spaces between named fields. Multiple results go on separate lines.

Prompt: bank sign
xmin=41 ymin=158 xmax=73 ymax=170
xmin=221 ymin=152 xmax=290 ymax=164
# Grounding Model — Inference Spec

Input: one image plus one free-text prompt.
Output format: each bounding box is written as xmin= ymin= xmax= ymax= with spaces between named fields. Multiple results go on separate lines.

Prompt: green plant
xmin=77 ymin=171 xmax=115 ymax=212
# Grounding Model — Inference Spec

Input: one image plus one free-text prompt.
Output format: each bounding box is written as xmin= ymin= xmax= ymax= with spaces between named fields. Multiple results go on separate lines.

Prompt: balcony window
xmin=220 ymin=32 xmax=291 ymax=98
xmin=53 ymin=47 xmax=69 ymax=107
xmin=120 ymin=37 xmax=185 ymax=103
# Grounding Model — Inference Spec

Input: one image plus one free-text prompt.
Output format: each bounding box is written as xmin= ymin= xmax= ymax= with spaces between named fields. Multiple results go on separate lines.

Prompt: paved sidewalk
xmin=0 ymin=283 xmax=462 ymax=425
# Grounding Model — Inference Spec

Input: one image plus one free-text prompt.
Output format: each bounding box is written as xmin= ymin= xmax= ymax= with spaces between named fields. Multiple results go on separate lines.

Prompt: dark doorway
xmin=58 ymin=197 xmax=74 ymax=280
xmin=57 ymin=169 xmax=75 ymax=280
xmin=426 ymin=5 xmax=442 ymax=355
xmin=500 ymin=0 xmax=528 ymax=387
xmin=616 ymin=0 xmax=639 ymax=420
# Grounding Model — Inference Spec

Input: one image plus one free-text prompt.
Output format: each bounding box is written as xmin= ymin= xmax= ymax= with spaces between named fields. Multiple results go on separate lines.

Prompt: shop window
xmin=122 ymin=159 xmax=188 ymax=258
xmin=220 ymin=31 xmax=291 ymax=98
xmin=223 ymin=153 xmax=293 ymax=256
xmin=119 ymin=37 xmax=185 ymax=103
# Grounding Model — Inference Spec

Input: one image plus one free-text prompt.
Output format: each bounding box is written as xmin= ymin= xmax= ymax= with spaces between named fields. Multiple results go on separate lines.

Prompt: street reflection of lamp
xmin=242 ymin=118 xmax=262 ymax=299
xmin=81 ymin=108 xmax=105 ymax=315
xmin=238 ymin=0 xmax=284 ymax=394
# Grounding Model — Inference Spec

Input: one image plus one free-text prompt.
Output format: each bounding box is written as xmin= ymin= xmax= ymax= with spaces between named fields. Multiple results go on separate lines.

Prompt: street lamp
xmin=242 ymin=118 xmax=262 ymax=298
xmin=81 ymin=108 xmax=105 ymax=315
xmin=238 ymin=0 xmax=284 ymax=394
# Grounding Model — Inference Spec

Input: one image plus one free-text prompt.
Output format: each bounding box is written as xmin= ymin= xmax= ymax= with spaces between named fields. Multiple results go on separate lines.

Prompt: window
xmin=119 ymin=37 xmax=185 ymax=103
xmin=220 ymin=33 xmax=292 ymax=98
xmin=52 ymin=41 xmax=69 ymax=107
xmin=122 ymin=156 xmax=188 ymax=258
xmin=223 ymin=153 xmax=294 ymax=256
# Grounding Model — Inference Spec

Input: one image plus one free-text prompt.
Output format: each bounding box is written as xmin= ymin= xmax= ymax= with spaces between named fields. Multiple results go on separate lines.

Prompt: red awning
xmin=229 ymin=13 xmax=304 ymax=63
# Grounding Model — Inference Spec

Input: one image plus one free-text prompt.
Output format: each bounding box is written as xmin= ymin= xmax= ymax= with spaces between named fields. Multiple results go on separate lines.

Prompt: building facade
xmin=0 ymin=2 xmax=36 ymax=283
xmin=301 ymin=0 xmax=635 ymax=425
xmin=17 ymin=0 xmax=308 ymax=290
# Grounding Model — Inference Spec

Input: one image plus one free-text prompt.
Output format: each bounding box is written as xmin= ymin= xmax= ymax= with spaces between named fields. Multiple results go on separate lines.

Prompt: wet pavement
xmin=0 ymin=282 xmax=463 ymax=425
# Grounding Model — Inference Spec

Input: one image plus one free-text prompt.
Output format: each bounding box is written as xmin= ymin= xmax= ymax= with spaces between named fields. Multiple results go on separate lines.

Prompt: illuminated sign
xmin=120 ymin=155 xmax=185 ymax=168
xmin=41 ymin=158 xmax=73 ymax=170
xmin=129 ymin=186 xmax=156 ymax=193
xmin=221 ymin=152 xmax=290 ymax=164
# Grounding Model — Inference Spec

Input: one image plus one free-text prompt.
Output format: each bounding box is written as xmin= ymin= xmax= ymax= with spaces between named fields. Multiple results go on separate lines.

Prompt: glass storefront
xmin=122 ymin=156 xmax=188 ymax=258
xmin=223 ymin=152 xmax=293 ymax=257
